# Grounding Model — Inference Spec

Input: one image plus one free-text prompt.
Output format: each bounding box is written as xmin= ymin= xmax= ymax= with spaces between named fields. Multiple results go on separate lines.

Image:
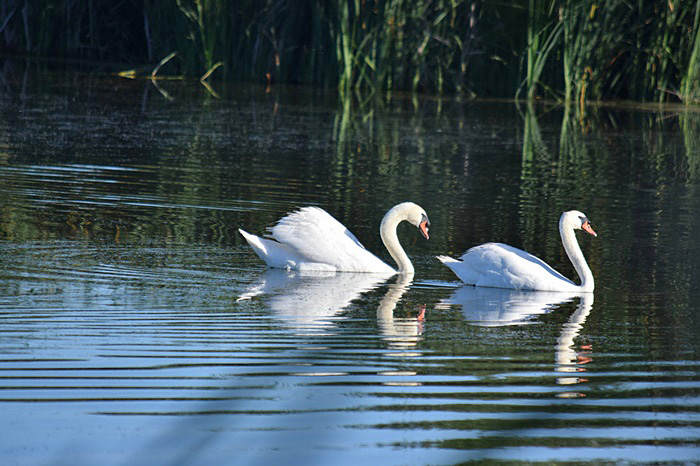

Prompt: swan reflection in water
xmin=555 ymin=293 xmax=593 ymax=394
xmin=239 ymin=269 xmax=426 ymax=390
xmin=436 ymin=286 xmax=582 ymax=326
xmin=376 ymin=274 xmax=425 ymax=352
xmin=238 ymin=270 xmax=425 ymax=348
xmin=237 ymin=269 xmax=393 ymax=332
xmin=238 ymin=269 xmax=426 ymax=384
xmin=437 ymin=286 xmax=593 ymax=394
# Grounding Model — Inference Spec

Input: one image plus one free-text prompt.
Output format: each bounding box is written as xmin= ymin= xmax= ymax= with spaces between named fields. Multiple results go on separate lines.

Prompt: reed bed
xmin=1 ymin=0 xmax=699 ymax=103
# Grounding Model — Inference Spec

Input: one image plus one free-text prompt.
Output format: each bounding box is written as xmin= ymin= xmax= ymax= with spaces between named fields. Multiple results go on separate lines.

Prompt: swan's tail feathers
xmin=437 ymin=255 xmax=467 ymax=283
xmin=239 ymin=228 xmax=304 ymax=269
xmin=239 ymin=229 xmax=272 ymax=263
xmin=436 ymin=255 xmax=459 ymax=264
xmin=239 ymin=228 xmax=264 ymax=251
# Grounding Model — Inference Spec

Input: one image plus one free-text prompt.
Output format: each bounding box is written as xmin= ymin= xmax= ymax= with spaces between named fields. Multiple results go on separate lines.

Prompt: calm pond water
xmin=1 ymin=65 xmax=699 ymax=465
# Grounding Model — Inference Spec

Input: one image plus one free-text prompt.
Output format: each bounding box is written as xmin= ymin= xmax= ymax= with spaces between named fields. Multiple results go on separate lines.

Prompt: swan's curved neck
xmin=380 ymin=208 xmax=414 ymax=274
xmin=560 ymin=222 xmax=594 ymax=291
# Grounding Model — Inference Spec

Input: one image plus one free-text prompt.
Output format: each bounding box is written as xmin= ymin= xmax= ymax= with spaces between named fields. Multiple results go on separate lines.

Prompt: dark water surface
xmin=1 ymin=67 xmax=700 ymax=464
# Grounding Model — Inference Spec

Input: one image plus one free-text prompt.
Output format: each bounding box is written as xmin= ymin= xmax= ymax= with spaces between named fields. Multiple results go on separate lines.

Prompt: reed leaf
xmin=0 ymin=1 xmax=698 ymax=102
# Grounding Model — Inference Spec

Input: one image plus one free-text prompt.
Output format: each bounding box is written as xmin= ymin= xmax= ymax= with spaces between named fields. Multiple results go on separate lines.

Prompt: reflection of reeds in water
xmin=519 ymin=102 xmax=556 ymax=259
xmin=680 ymin=112 xmax=700 ymax=181
xmin=517 ymin=102 xmax=700 ymax=317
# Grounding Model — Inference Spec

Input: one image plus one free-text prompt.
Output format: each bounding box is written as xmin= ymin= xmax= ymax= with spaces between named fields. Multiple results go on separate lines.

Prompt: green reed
xmin=681 ymin=1 xmax=700 ymax=102
xmin=2 ymin=0 xmax=700 ymax=103
xmin=521 ymin=0 xmax=559 ymax=100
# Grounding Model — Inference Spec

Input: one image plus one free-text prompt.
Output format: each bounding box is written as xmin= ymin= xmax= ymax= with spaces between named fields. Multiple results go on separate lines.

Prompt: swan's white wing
xmin=272 ymin=207 xmax=365 ymax=246
xmin=270 ymin=207 xmax=394 ymax=273
xmin=442 ymin=243 xmax=576 ymax=291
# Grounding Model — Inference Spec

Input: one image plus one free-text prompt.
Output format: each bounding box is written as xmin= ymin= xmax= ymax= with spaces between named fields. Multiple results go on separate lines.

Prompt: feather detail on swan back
xmin=268 ymin=207 xmax=391 ymax=272
xmin=271 ymin=207 xmax=366 ymax=252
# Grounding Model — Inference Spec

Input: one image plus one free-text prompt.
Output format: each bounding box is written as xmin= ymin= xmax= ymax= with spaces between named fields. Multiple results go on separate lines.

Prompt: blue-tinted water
xmin=0 ymin=67 xmax=699 ymax=464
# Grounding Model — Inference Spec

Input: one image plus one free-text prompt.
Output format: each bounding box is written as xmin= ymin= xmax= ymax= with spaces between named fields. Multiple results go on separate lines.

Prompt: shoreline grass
xmin=1 ymin=1 xmax=699 ymax=103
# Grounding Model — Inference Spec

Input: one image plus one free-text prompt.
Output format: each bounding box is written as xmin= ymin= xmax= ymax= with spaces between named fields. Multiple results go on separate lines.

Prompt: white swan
xmin=437 ymin=210 xmax=597 ymax=292
xmin=239 ymin=202 xmax=430 ymax=273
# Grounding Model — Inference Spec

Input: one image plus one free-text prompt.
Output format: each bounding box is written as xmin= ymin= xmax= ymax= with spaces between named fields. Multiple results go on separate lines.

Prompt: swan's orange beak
xmin=582 ymin=221 xmax=597 ymax=237
xmin=419 ymin=219 xmax=430 ymax=240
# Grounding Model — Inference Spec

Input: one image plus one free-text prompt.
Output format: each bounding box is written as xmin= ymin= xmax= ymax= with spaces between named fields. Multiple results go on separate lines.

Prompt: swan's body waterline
xmin=239 ymin=202 xmax=429 ymax=274
xmin=437 ymin=210 xmax=597 ymax=292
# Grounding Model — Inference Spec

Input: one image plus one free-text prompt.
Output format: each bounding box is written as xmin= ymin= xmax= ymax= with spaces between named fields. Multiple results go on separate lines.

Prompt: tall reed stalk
xmin=1 ymin=1 xmax=700 ymax=102
xmin=681 ymin=0 xmax=700 ymax=102
xmin=522 ymin=0 xmax=559 ymax=100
